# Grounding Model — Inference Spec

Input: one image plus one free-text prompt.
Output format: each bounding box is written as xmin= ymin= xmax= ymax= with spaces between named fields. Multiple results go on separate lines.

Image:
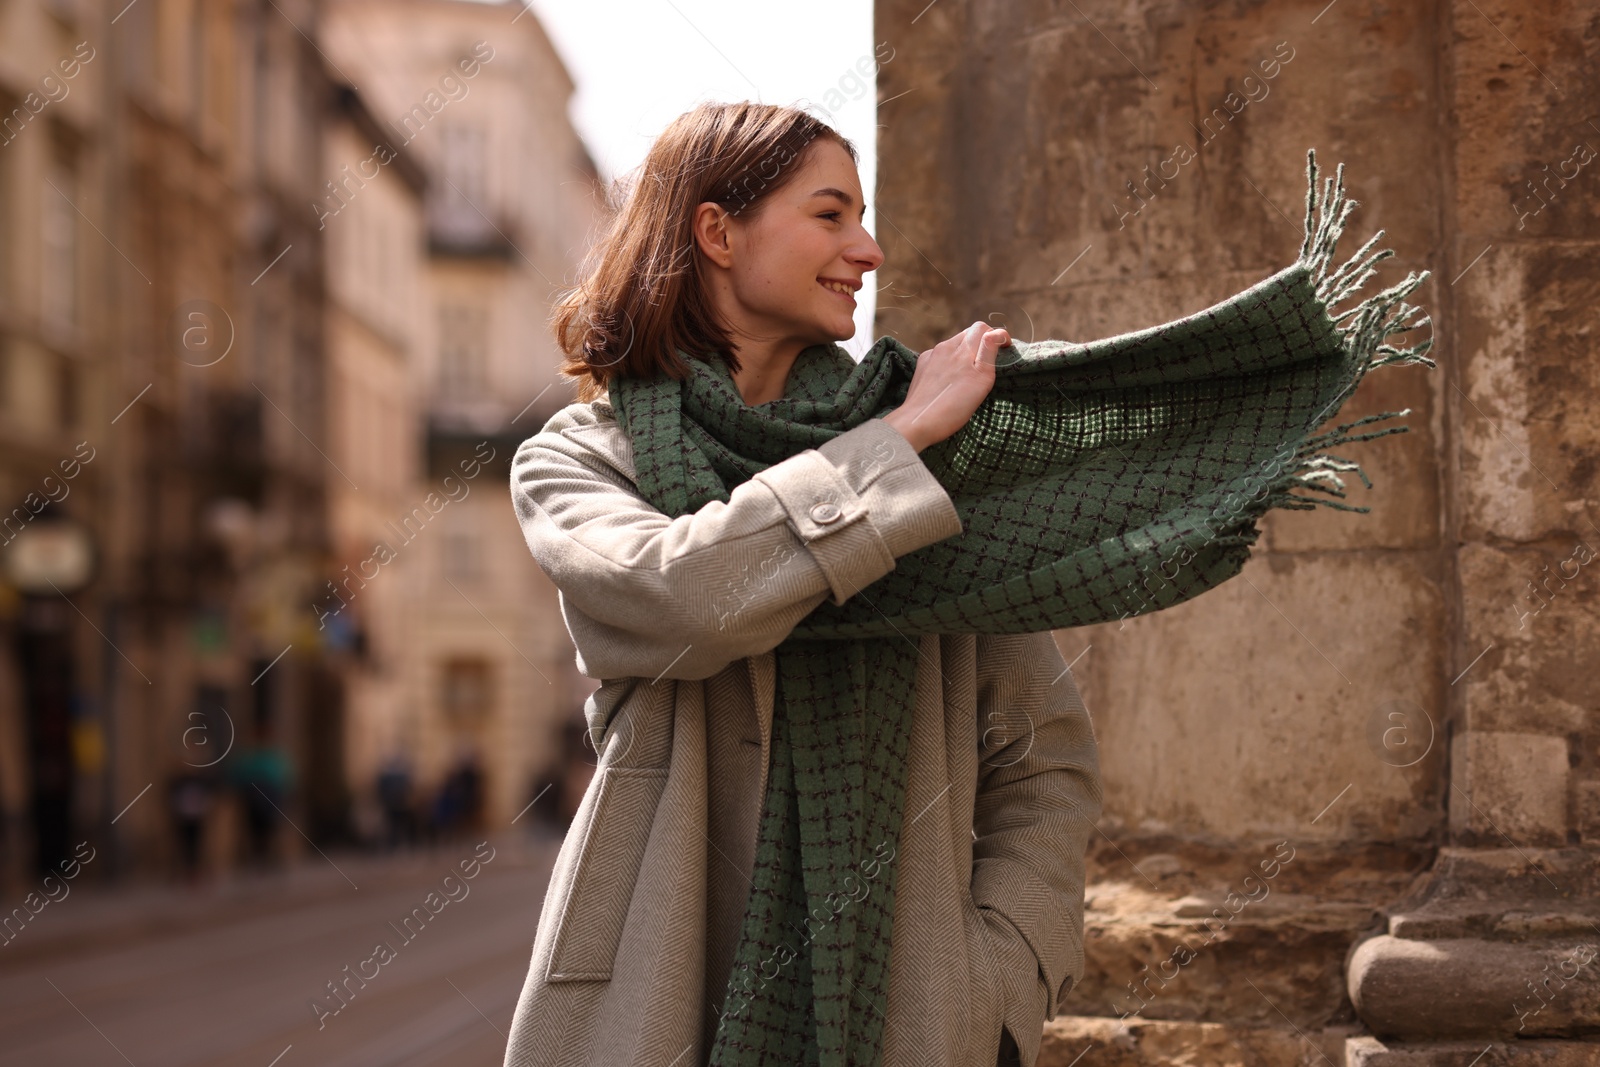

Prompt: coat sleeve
xmin=510 ymin=405 xmax=965 ymax=681
xmin=970 ymin=629 xmax=1103 ymax=1067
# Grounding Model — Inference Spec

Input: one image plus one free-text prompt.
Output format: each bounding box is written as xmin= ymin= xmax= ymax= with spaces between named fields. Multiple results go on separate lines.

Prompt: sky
xmin=510 ymin=0 xmax=882 ymax=355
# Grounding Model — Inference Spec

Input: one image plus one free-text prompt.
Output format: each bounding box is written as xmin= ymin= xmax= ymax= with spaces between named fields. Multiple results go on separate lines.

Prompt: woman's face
xmin=696 ymin=138 xmax=885 ymax=352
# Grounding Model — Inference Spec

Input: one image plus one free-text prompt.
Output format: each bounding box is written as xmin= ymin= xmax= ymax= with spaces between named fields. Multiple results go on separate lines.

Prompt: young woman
xmin=504 ymin=102 xmax=1102 ymax=1067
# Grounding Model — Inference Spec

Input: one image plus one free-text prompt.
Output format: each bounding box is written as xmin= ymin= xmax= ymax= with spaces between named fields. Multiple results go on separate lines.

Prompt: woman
xmin=505 ymin=101 xmax=1102 ymax=1067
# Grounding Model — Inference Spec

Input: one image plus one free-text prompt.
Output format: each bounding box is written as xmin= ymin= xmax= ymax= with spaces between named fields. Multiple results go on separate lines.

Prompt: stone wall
xmin=873 ymin=0 xmax=1600 ymax=1060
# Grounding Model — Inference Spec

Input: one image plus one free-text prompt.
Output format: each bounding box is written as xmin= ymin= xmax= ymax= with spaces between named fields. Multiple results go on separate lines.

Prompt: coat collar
xmin=559 ymin=395 xmax=635 ymax=483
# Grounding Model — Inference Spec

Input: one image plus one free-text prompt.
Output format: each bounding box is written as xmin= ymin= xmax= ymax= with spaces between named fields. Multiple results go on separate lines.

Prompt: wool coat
xmin=502 ymin=392 xmax=1104 ymax=1067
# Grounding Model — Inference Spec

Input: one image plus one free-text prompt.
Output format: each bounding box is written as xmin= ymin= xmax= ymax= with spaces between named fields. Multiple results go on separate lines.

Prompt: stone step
xmin=1346 ymin=1036 xmax=1600 ymax=1066
xmin=1349 ymin=934 xmax=1600 ymax=1040
xmin=1381 ymin=847 xmax=1600 ymax=942
xmin=1061 ymin=835 xmax=1428 ymax=1025
xmin=1037 ymin=1015 xmax=1355 ymax=1067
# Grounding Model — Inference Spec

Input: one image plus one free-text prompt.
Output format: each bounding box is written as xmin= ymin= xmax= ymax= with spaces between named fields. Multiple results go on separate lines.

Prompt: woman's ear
xmin=692 ymin=202 xmax=735 ymax=269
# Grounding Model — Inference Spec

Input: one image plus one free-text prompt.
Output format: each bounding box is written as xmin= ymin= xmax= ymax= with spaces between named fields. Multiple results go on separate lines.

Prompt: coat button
xmin=809 ymin=501 xmax=842 ymax=524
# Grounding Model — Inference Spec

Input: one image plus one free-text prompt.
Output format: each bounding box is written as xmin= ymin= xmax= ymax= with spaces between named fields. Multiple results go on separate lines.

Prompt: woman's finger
xmin=975 ymin=327 xmax=1009 ymax=366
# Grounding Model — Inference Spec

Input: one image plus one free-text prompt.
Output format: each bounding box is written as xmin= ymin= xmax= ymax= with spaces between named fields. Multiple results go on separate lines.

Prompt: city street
xmin=0 ymin=831 xmax=562 ymax=1067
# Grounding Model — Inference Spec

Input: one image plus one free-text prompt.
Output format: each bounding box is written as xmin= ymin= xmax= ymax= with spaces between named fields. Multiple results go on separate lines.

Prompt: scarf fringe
xmin=1263 ymin=148 xmax=1437 ymax=518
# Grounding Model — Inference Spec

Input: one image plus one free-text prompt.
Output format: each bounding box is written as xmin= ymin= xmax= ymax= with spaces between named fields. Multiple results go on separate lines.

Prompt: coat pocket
xmin=960 ymin=890 xmax=1006 ymax=1065
xmin=544 ymin=764 xmax=670 ymax=982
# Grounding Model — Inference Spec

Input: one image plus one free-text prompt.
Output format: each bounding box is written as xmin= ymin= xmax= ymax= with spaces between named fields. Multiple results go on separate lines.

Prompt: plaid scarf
xmin=606 ymin=150 xmax=1433 ymax=1067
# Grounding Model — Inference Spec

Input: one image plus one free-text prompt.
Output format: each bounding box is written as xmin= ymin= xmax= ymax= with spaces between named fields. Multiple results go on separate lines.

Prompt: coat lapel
xmin=745 ymin=651 xmax=775 ymax=805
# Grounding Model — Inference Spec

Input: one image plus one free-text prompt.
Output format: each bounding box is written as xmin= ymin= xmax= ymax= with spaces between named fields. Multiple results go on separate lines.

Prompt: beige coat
xmin=503 ymin=394 xmax=1103 ymax=1067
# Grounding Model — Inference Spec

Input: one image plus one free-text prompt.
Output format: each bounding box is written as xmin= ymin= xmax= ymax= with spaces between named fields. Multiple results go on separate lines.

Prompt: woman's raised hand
xmin=882 ymin=321 xmax=1009 ymax=453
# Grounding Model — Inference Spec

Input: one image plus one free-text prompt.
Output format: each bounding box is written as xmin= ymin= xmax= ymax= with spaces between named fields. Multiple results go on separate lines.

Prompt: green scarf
xmin=607 ymin=150 xmax=1433 ymax=1066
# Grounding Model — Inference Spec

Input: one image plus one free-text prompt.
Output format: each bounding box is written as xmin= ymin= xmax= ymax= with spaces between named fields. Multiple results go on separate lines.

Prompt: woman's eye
xmin=820 ymin=211 xmax=841 ymax=221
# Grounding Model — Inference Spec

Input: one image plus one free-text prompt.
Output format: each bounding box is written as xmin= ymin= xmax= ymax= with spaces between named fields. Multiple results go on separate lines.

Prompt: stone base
xmin=1037 ymin=1016 xmax=1354 ymax=1067
xmin=1348 ymin=847 xmax=1600 ymax=1040
xmin=1035 ymin=837 xmax=1428 ymax=1065
xmin=1065 ymin=835 xmax=1427 ymax=1024
xmin=1345 ymin=1036 xmax=1600 ymax=1066
xmin=1046 ymin=840 xmax=1600 ymax=1062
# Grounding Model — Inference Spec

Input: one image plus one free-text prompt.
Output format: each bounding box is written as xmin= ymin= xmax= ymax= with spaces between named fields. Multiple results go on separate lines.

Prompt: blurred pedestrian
xmin=226 ymin=724 xmax=294 ymax=870
xmin=431 ymin=747 xmax=484 ymax=842
xmin=375 ymin=750 xmax=416 ymax=850
xmin=167 ymin=770 xmax=214 ymax=884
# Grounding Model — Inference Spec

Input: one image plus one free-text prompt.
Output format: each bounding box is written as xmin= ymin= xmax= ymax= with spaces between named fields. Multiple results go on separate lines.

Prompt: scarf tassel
xmin=1253 ymin=148 xmax=1438 ymax=519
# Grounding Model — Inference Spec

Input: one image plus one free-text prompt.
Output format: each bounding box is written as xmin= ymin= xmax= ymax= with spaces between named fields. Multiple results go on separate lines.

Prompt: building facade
xmin=3 ymin=0 xmax=358 ymax=886
xmin=323 ymin=0 xmax=603 ymax=833
xmin=0 ymin=0 xmax=108 ymax=882
xmin=319 ymin=80 xmax=430 ymax=844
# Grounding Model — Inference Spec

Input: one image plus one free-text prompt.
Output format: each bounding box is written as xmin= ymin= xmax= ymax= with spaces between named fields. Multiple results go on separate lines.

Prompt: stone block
xmin=1348 ymin=934 xmax=1600 ymax=1040
xmin=1454 ymin=243 xmax=1600 ymax=544
xmin=1579 ymin=781 xmax=1600 ymax=845
xmin=1347 ymin=1036 xmax=1600 ymax=1066
xmin=1448 ymin=731 xmax=1570 ymax=845
xmin=1079 ymin=551 xmax=1445 ymax=842
xmin=1458 ymin=542 xmax=1600 ymax=738
xmin=1037 ymin=1015 xmax=1348 ymax=1067
xmin=1450 ymin=0 xmax=1600 ymax=242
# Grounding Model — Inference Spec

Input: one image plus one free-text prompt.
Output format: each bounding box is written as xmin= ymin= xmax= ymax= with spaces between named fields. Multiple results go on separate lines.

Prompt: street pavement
xmin=0 ymin=829 xmax=563 ymax=1067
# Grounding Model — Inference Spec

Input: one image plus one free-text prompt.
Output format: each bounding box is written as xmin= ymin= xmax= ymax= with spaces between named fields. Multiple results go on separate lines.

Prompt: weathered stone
xmin=1454 ymin=243 xmax=1600 ymax=545
xmin=1382 ymin=846 xmax=1600 ymax=939
xmin=1450 ymin=0 xmax=1600 ymax=242
xmin=1349 ymin=935 xmax=1600 ymax=1040
xmin=1448 ymin=731 xmax=1570 ymax=845
xmin=1076 ymin=552 xmax=1446 ymax=841
xmin=1458 ymin=541 xmax=1599 ymax=736
xmin=1037 ymin=1016 xmax=1350 ymax=1067
xmin=1580 ymin=783 xmax=1600 ymax=846
xmin=1068 ymin=837 xmax=1421 ymax=1027
xmin=1347 ymin=1036 xmax=1600 ymax=1066
xmin=874 ymin=0 xmax=1600 ymax=1059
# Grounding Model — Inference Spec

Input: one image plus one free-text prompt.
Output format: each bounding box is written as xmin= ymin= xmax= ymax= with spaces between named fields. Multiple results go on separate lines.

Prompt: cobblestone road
xmin=0 ymin=831 xmax=562 ymax=1067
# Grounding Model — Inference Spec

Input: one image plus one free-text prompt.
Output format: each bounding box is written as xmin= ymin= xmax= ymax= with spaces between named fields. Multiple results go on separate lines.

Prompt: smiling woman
xmin=688 ymin=139 xmax=883 ymax=406
xmin=509 ymin=97 xmax=1431 ymax=1067
xmin=509 ymin=101 xmax=1093 ymax=1067
xmin=552 ymin=105 xmax=891 ymax=404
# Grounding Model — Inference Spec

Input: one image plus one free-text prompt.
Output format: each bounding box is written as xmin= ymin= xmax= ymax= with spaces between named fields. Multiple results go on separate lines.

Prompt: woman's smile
xmin=818 ymin=277 xmax=860 ymax=303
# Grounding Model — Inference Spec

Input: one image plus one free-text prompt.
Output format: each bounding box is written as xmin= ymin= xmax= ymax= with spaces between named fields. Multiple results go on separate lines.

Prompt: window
xmin=432 ymin=120 xmax=494 ymax=246
xmin=442 ymin=524 xmax=479 ymax=583
xmin=437 ymin=302 xmax=488 ymax=398
xmin=259 ymin=40 xmax=304 ymax=188
xmin=0 ymin=102 xmax=11 ymax=311
xmin=57 ymin=356 xmax=77 ymax=428
xmin=439 ymin=121 xmax=487 ymax=209
xmin=440 ymin=658 xmax=492 ymax=720
xmin=41 ymin=158 xmax=79 ymax=334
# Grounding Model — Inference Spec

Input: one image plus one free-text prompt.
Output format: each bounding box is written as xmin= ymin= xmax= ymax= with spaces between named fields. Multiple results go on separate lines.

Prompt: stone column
xmin=872 ymin=0 xmax=1599 ymax=1062
xmin=1343 ymin=1 xmax=1600 ymax=1061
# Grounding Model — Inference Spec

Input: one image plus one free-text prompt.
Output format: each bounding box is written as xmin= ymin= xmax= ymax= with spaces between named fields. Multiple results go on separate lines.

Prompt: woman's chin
xmin=791 ymin=311 xmax=858 ymax=347
xmin=820 ymin=317 xmax=858 ymax=342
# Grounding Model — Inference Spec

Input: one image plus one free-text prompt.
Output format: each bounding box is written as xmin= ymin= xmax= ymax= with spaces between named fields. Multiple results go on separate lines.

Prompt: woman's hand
xmin=882 ymin=321 xmax=1009 ymax=453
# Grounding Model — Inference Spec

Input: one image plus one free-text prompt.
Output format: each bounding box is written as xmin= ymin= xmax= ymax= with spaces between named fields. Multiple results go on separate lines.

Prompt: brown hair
xmin=550 ymin=101 xmax=858 ymax=403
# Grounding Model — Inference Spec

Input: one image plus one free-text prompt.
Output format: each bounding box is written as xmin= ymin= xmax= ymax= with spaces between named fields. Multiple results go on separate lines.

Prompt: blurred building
xmin=0 ymin=0 xmax=344 ymax=882
xmin=322 ymin=0 xmax=602 ymax=832
xmin=0 ymin=0 xmax=108 ymax=882
xmin=0 ymin=0 xmax=600 ymax=886
xmin=318 ymin=80 xmax=429 ymax=843
xmin=105 ymin=0 xmax=346 ymax=872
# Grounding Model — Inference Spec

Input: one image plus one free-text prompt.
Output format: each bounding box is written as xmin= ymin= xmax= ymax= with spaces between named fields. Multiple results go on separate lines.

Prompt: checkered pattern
xmin=606 ymin=149 xmax=1435 ymax=1067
